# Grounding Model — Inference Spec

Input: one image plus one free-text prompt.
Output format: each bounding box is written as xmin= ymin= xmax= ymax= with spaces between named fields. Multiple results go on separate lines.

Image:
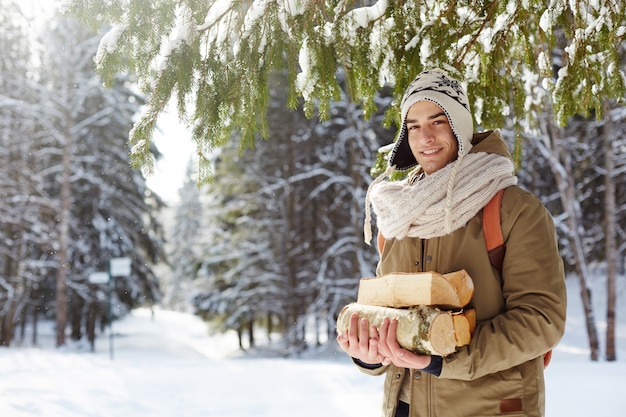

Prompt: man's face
xmin=406 ymin=100 xmax=458 ymax=175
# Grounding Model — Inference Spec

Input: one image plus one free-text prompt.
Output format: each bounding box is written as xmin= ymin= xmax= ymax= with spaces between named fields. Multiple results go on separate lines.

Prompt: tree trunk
xmin=32 ymin=309 xmax=39 ymax=346
xmin=284 ymin=134 xmax=304 ymax=351
xmin=314 ymin=314 xmax=321 ymax=347
xmin=247 ymin=316 xmax=255 ymax=348
xmin=56 ymin=120 xmax=72 ymax=347
xmin=19 ymin=307 xmax=27 ymax=343
xmin=266 ymin=312 xmax=273 ymax=342
xmin=538 ymin=112 xmax=600 ymax=360
xmin=237 ymin=325 xmax=244 ymax=351
xmin=70 ymin=297 xmax=84 ymax=341
xmin=87 ymin=299 xmax=97 ymax=351
xmin=602 ymin=100 xmax=617 ymax=361
xmin=1 ymin=254 xmax=16 ymax=346
xmin=2 ymin=302 xmax=16 ymax=347
xmin=0 ymin=313 xmax=10 ymax=346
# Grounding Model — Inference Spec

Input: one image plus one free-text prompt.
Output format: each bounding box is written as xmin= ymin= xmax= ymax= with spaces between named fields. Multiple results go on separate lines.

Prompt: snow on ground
xmin=0 ymin=309 xmax=382 ymax=417
xmin=0 ymin=275 xmax=625 ymax=417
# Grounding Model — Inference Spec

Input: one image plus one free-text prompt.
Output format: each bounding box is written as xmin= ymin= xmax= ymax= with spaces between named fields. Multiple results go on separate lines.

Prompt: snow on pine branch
xmin=477 ymin=1 xmax=516 ymax=54
xmin=241 ymin=0 xmax=270 ymax=41
xmin=336 ymin=0 xmax=388 ymax=45
xmin=197 ymin=0 xmax=233 ymax=32
xmin=296 ymin=41 xmax=316 ymax=101
xmin=296 ymin=0 xmax=389 ymax=99
xmin=156 ymin=4 xmax=197 ymax=73
xmin=95 ymin=22 xmax=128 ymax=69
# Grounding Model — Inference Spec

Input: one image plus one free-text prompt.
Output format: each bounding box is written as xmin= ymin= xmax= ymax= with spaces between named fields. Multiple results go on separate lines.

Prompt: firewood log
xmin=356 ymin=269 xmax=474 ymax=309
xmin=336 ymin=303 xmax=476 ymax=356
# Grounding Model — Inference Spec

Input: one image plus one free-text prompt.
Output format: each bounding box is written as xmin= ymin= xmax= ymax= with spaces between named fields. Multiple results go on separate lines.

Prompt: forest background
xmin=0 ymin=0 xmax=624 ymax=362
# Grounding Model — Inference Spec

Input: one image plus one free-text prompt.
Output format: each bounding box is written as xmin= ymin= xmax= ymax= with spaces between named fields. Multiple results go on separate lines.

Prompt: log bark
xmin=336 ymin=303 xmax=476 ymax=356
xmin=356 ymin=269 xmax=474 ymax=309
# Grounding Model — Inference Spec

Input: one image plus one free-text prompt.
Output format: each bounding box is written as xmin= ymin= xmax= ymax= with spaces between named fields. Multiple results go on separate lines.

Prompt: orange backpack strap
xmin=377 ymin=231 xmax=386 ymax=256
xmin=483 ymin=189 xmax=506 ymax=276
xmin=543 ymin=349 xmax=553 ymax=368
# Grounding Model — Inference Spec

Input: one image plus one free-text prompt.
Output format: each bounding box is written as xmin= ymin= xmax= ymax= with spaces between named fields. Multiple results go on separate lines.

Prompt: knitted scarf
xmin=364 ymin=152 xmax=518 ymax=244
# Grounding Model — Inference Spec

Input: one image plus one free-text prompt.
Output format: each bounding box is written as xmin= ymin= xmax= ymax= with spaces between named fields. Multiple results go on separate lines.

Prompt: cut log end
xmin=442 ymin=269 xmax=475 ymax=307
xmin=425 ymin=313 xmax=456 ymax=356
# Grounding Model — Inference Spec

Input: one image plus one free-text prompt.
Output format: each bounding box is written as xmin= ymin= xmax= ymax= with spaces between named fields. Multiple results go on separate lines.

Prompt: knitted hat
xmin=388 ymin=69 xmax=474 ymax=171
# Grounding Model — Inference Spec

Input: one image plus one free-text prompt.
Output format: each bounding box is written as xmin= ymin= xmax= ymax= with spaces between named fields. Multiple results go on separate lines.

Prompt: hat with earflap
xmin=363 ymin=69 xmax=475 ymax=245
xmin=388 ymin=69 xmax=474 ymax=171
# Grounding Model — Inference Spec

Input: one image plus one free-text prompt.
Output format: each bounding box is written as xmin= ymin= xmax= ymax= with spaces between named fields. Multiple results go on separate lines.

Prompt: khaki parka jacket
xmin=357 ymin=130 xmax=567 ymax=417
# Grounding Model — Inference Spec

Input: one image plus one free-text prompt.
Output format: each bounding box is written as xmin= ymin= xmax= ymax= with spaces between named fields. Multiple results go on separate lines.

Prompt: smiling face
xmin=405 ymin=100 xmax=459 ymax=175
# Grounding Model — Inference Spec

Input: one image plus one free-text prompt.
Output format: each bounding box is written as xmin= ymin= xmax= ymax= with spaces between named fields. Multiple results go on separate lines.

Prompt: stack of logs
xmin=336 ymin=270 xmax=477 ymax=357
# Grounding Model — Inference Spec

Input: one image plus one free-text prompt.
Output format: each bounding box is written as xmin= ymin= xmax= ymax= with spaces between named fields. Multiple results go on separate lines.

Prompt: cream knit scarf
xmin=364 ymin=152 xmax=518 ymax=244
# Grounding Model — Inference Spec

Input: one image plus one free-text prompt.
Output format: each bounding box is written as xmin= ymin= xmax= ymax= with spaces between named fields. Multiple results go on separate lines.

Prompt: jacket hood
xmin=470 ymin=130 xmax=513 ymax=161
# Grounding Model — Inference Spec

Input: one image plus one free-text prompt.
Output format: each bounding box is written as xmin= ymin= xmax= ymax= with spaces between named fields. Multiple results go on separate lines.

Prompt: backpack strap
xmin=483 ymin=189 xmax=506 ymax=276
xmin=377 ymin=230 xmax=386 ymax=256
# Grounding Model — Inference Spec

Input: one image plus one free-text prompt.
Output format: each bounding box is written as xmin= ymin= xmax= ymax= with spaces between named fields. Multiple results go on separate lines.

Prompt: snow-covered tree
xmin=511 ymin=99 xmax=626 ymax=361
xmin=0 ymin=8 xmax=165 ymax=347
xmin=190 ymin=72 xmax=391 ymax=353
xmin=0 ymin=0 xmax=59 ymax=346
xmin=192 ymin=137 xmax=273 ymax=350
xmin=164 ymin=162 xmax=203 ymax=311
xmin=63 ymin=0 xmax=626 ymax=183
xmin=600 ymin=100 xmax=622 ymax=362
xmin=36 ymin=15 xmax=165 ymax=347
xmin=302 ymin=77 xmax=393 ymax=343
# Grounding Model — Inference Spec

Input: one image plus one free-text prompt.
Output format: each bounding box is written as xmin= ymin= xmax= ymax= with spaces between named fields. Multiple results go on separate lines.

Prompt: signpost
xmin=88 ymin=272 xmax=109 ymax=284
xmin=88 ymin=257 xmax=132 ymax=359
xmin=110 ymin=257 xmax=132 ymax=277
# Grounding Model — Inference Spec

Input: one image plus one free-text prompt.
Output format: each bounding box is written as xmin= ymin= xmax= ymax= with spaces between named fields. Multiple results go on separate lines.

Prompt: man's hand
xmin=336 ymin=313 xmax=389 ymax=366
xmin=377 ymin=317 xmax=432 ymax=369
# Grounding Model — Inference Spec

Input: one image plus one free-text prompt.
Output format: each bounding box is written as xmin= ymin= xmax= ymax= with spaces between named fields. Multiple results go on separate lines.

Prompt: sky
xmin=0 ymin=275 xmax=624 ymax=417
xmin=146 ymin=107 xmax=195 ymax=205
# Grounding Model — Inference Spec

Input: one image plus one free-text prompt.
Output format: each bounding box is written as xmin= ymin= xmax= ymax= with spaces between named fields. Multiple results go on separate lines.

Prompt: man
xmin=337 ymin=69 xmax=567 ymax=417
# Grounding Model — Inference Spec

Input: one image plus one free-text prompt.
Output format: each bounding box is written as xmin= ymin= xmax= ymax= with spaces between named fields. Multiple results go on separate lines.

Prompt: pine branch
xmin=64 ymin=0 xmax=626 ymax=182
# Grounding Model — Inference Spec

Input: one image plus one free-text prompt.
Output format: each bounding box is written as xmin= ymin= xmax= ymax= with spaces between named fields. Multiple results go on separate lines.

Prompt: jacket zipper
xmin=420 ymin=239 xmax=426 ymax=272
xmin=428 ymin=373 xmax=433 ymax=417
